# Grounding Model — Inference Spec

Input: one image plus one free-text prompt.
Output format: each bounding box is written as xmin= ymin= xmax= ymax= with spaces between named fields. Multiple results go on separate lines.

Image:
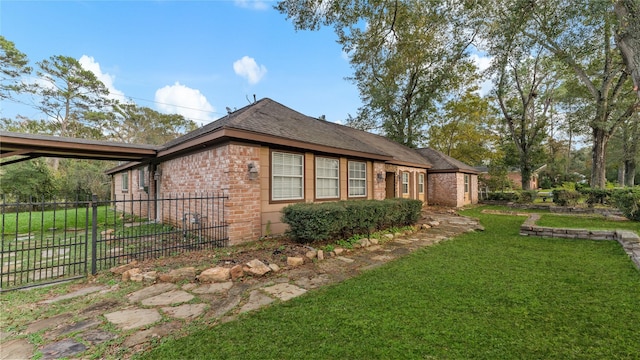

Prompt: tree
xmin=493 ymin=47 xmax=555 ymax=190
xmin=0 ymin=159 xmax=58 ymax=201
xmin=615 ymin=0 xmax=640 ymax=101
xmin=427 ymin=89 xmax=500 ymax=166
xmin=0 ymin=36 xmax=31 ymax=100
xmin=488 ymin=0 xmax=638 ymax=188
xmin=96 ymin=103 xmax=198 ymax=145
xmin=277 ymin=0 xmax=482 ymax=147
xmin=26 ymin=55 xmax=111 ymax=139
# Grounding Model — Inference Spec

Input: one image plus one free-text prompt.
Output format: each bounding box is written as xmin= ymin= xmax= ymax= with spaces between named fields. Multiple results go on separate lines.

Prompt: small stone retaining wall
xmin=519 ymin=213 xmax=640 ymax=269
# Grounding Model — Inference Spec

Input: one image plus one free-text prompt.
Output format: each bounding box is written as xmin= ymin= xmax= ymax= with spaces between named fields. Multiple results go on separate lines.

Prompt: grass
xmin=138 ymin=207 xmax=640 ymax=360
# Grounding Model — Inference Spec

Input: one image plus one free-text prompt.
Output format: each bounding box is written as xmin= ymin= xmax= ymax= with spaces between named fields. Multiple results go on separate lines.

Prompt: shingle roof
xmin=163 ymin=98 xmax=431 ymax=167
xmin=416 ymin=148 xmax=478 ymax=174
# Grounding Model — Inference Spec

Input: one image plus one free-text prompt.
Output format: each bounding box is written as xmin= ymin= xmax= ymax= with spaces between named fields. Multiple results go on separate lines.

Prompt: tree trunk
xmin=618 ymin=165 xmax=626 ymax=186
xmin=625 ymin=159 xmax=636 ymax=186
xmin=520 ymin=159 xmax=532 ymax=190
xmin=615 ymin=0 xmax=640 ymax=101
xmin=590 ymin=128 xmax=610 ymax=188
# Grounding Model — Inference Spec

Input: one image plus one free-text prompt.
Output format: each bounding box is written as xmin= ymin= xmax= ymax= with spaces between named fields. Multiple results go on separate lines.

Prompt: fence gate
xmin=1 ymin=193 xmax=228 ymax=291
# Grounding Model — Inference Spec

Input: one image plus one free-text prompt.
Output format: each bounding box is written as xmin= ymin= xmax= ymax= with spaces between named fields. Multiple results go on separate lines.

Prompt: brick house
xmin=107 ymin=98 xmax=477 ymax=245
xmin=416 ymin=148 xmax=479 ymax=207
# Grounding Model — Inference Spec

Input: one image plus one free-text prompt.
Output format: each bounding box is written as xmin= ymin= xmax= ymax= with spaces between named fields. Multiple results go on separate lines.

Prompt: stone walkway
xmin=1 ymin=210 xmax=482 ymax=360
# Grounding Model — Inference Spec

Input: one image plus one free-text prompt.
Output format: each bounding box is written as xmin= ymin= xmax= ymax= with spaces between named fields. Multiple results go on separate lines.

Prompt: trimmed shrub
xmin=281 ymin=198 xmax=422 ymax=243
xmin=486 ymin=192 xmax=520 ymax=202
xmin=552 ymin=189 xmax=581 ymax=206
xmin=611 ymin=188 xmax=640 ymax=221
xmin=578 ymin=188 xmax=612 ymax=207
xmin=518 ymin=190 xmax=538 ymax=204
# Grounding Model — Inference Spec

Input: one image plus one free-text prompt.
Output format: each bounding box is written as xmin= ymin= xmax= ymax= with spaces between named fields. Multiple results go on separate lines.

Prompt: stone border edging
xmin=481 ymin=209 xmax=640 ymax=269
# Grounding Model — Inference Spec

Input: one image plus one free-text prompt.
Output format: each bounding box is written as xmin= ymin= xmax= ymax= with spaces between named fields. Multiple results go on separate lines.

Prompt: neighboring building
xmin=107 ymin=98 xmax=477 ymax=245
xmin=476 ymin=165 xmax=546 ymax=190
xmin=416 ymin=148 xmax=479 ymax=207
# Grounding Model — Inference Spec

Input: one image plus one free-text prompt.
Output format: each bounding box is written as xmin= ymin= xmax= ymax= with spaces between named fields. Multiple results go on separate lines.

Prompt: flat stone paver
xmin=191 ymin=282 xmax=233 ymax=294
xmin=162 ymin=303 xmax=208 ymax=319
xmin=336 ymin=256 xmax=354 ymax=263
xmin=127 ymin=283 xmax=177 ymax=303
xmin=239 ymin=290 xmax=274 ymax=313
xmin=262 ymin=283 xmax=307 ymax=301
xmin=140 ymin=290 xmax=194 ymax=306
xmin=40 ymin=339 xmax=86 ymax=360
xmin=1 ymin=338 xmax=33 ymax=360
xmin=47 ymin=319 xmax=102 ymax=339
xmin=25 ymin=313 xmax=73 ymax=334
xmin=104 ymin=308 xmax=162 ymax=330
xmin=40 ymin=286 xmax=106 ymax=304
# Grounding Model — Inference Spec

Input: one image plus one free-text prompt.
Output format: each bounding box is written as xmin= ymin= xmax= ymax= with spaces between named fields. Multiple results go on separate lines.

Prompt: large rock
xmin=109 ymin=260 xmax=138 ymax=274
xmin=230 ymin=264 xmax=244 ymax=280
xmin=104 ymin=308 xmax=162 ymax=330
xmin=245 ymin=259 xmax=271 ymax=276
xmin=158 ymin=267 xmax=196 ymax=283
xmin=197 ymin=267 xmax=230 ymax=283
xmin=122 ymin=268 xmax=141 ymax=282
xmin=287 ymin=257 xmax=304 ymax=267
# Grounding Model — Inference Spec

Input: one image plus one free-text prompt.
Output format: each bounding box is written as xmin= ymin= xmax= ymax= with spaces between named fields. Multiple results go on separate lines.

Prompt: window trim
xmin=347 ymin=160 xmax=367 ymax=198
xmin=315 ymin=156 xmax=340 ymax=200
xmin=418 ymin=173 xmax=425 ymax=194
xmin=464 ymin=174 xmax=470 ymax=193
xmin=138 ymin=167 xmax=146 ymax=189
xmin=122 ymin=172 xmax=129 ymax=192
xmin=402 ymin=172 xmax=410 ymax=195
xmin=270 ymin=150 xmax=305 ymax=202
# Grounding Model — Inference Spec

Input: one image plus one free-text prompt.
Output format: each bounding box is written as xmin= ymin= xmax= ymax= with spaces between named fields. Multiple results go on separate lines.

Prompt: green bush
xmin=281 ymin=198 xmax=422 ymax=243
xmin=518 ymin=190 xmax=538 ymax=204
xmin=578 ymin=188 xmax=612 ymax=207
xmin=486 ymin=192 xmax=520 ymax=202
xmin=552 ymin=189 xmax=581 ymax=206
xmin=611 ymin=188 xmax=640 ymax=221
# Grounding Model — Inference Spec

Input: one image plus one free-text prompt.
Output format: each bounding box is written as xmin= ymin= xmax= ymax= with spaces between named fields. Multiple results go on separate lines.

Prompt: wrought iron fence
xmin=1 ymin=193 xmax=228 ymax=291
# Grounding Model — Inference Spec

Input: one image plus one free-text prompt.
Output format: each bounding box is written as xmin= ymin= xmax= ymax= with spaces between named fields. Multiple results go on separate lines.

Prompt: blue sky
xmin=1 ymin=0 xmax=363 ymax=126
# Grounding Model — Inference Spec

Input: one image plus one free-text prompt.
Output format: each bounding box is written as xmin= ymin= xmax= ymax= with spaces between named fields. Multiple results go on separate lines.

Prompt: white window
xmin=272 ymin=152 xmax=304 ymax=200
xmin=138 ymin=168 xmax=146 ymax=189
xmin=464 ymin=174 xmax=470 ymax=193
xmin=122 ymin=172 xmax=129 ymax=192
xmin=418 ymin=173 xmax=425 ymax=194
xmin=316 ymin=157 xmax=339 ymax=199
xmin=402 ymin=172 xmax=409 ymax=194
xmin=348 ymin=161 xmax=367 ymax=197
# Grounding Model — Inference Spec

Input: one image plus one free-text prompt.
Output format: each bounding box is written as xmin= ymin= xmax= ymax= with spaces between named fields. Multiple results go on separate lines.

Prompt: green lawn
xmin=537 ymin=213 xmax=640 ymax=234
xmin=139 ymin=208 xmax=640 ymax=360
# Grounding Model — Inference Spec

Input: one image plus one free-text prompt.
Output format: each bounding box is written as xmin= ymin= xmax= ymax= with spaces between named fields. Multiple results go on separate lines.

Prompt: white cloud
xmin=233 ymin=56 xmax=267 ymax=85
xmin=234 ymin=0 xmax=268 ymax=10
xmin=154 ymin=82 xmax=216 ymax=125
xmin=78 ymin=55 xmax=125 ymax=101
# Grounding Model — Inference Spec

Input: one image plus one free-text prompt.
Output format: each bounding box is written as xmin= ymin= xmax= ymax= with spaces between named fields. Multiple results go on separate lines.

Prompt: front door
xmin=385 ymin=172 xmax=396 ymax=199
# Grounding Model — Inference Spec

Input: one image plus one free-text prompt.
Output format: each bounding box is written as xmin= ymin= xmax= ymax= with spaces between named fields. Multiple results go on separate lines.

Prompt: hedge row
xmin=281 ymin=198 xmax=423 ymax=244
xmin=611 ymin=188 xmax=640 ymax=221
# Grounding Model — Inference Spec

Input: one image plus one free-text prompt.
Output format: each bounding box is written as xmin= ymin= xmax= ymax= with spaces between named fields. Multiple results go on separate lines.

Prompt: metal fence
xmin=0 ymin=193 xmax=228 ymax=291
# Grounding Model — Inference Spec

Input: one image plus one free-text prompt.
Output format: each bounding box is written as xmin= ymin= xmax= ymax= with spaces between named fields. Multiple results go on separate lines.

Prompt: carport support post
xmin=91 ymin=194 xmax=98 ymax=275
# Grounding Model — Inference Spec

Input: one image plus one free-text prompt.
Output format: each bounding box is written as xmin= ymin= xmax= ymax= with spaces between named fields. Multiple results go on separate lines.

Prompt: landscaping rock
xmin=198 ymin=267 xmax=230 ymax=283
xmin=1 ymin=338 xmax=33 ymax=360
xmin=245 ymin=259 xmax=271 ymax=276
xmin=268 ymin=263 xmax=280 ymax=272
xmin=317 ymin=249 xmax=324 ymax=260
xmin=122 ymin=322 xmax=180 ymax=348
xmin=109 ymin=260 xmax=138 ymax=274
xmin=358 ymin=238 xmax=371 ymax=247
xmin=40 ymin=286 xmax=106 ymax=304
xmin=334 ymin=247 xmax=345 ymax=255
xmin=384 ymin=233 xmax=395 ymax=240
xmin=305 ymin=250 xmax=317 ymax=259
xmin=159 ymin=267 xmax=196 ymax=283
xmin=81 ymin=329 xmax=117 ymax=345
xmin=287 ymin=256 xmax=304 ymax=267
xmin=122 ymin=268 xmax=141 ymax=282
xmin=230 ymin=264 xmax=244 ymax=280
xmin=26 ymin=314 xmax=73 ymax=334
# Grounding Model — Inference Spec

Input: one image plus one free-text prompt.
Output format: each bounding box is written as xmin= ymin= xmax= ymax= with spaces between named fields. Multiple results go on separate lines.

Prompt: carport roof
xmin=0 ymin=131 xmax=159 ymax=166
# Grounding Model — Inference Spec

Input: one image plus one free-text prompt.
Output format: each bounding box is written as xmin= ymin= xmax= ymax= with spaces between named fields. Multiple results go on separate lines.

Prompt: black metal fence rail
xmin=1 ymin=193 xmax=228 ymax=291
